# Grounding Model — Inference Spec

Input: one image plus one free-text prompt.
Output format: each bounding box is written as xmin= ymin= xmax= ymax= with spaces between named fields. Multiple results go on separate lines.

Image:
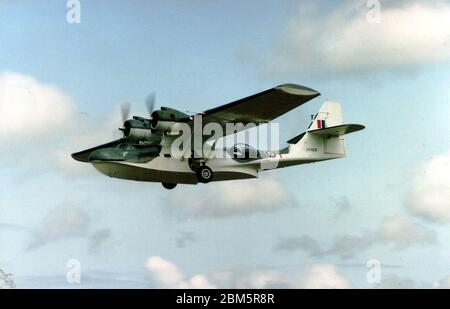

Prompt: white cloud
xmin=52 ymin=110 xmax=122 ymax=177
xmin=300 ymin=264 xmax=351 ymax=289
xmin=434 ymin=276 xmax=450 ymax=289
xmin=378 ymin=215 xmax=436 ymax=248
xmin=215 ymin=269 xmax=287 ymax=289
xmin=0 ymin=71 xmax=125 ymax=177
xmin=146 ymin=256 xmax=351 ymax=289
xmin=406 ymin=152 xmax=450 ymax=222
xmin=218 ymin=264 xmax=351 ymax=289
xmin=0 ymin=72 xmax=75 ymax=139
xmin=166 ymin=177 xmax=296 ymax=218
xmin=145 ymin=256 xmax=215 ymax=289
xmin=258 ymin=1 xmax=450 ymax=76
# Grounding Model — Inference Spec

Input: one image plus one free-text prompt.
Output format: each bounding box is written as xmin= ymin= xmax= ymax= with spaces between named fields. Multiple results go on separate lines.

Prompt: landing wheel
xmin=196 ymin=166 xmax=213 ymax=183
xmin=162 ymin=183 xmax=177 ymax=190
xmin=188 ymin=157 xmax=203 ymax=172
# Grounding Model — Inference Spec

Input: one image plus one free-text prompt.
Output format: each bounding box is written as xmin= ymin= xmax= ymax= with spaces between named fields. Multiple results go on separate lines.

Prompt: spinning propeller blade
xmin=145 ymin=92 xmax=156 ymax=118
xmin=121 ymin=102 xmax=131 ymax=123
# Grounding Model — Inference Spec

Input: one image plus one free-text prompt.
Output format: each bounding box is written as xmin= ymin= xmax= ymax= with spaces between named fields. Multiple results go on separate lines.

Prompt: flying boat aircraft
xmin=72 ymin=84 xmax=364 ymax=189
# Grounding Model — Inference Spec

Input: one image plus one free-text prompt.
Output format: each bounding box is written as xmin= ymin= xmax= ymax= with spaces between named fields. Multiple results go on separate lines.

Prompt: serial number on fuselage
xmin=305 ymin=147 xmax=318 ymax=152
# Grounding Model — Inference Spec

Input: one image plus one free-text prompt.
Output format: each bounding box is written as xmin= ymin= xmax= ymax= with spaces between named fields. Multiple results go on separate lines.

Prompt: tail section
xmin=308 ymin=101 xmax=343 ymax=130
xmin=286 ymin=101 xmax=364 ymax=159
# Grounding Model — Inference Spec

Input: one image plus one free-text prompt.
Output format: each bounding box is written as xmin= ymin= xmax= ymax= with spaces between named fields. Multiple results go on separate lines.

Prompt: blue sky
xmin=1 ymin=0 xmax=450 ymax=288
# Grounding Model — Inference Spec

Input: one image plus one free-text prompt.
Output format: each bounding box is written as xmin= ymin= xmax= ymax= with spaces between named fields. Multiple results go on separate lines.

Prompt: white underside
xmin=90 ymin=135 xmax=345 ymax=185
xmin=91 ymin=157 xmax=258 ymax=185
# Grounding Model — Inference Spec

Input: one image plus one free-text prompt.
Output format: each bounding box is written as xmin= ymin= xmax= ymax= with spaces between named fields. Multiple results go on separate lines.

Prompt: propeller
xmin=118 ymin=93 xmax=156 ymax=137
xmin=145 ymin=92 xmax=156 ymax=118
xmin=121 ymin=102 xmax=131 ymax=123
xmin=120 ymin=92 xmax=156 ymax=123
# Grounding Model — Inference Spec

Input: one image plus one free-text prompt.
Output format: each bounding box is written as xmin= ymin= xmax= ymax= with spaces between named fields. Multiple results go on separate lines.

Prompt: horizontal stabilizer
xmin=309 ymin=124 xmax=365 ymax=136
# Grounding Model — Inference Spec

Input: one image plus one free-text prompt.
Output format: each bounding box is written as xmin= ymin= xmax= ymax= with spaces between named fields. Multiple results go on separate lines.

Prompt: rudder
xmin=308 ymin=101 xmax=342 ymax=131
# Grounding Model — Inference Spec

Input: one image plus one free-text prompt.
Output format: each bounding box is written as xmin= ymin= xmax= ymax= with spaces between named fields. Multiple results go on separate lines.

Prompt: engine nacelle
xmin=126 ymin=127 xmax=154 ymax=140
xmin=151 ymin=107 xmax=191 ymax=135
xmin=151 ymin=120 xmax=187 ymax=135
xmin=122 ymin=118 xmax=154 ymax=142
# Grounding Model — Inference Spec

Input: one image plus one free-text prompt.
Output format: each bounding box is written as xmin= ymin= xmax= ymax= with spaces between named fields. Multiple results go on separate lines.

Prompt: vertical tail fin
xmin=308 ymin=101 xmax=342 ymax=131
xmin=286 ymin=101 xmax=364 ymax=160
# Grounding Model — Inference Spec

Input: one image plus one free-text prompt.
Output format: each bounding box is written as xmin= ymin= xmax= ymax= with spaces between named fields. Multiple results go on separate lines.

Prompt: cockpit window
xmin=232 ymin=146 xmax=242 ymax=156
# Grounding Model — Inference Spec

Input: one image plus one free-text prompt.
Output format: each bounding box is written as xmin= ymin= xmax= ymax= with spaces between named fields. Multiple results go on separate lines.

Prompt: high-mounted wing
xmin=71 ymin=139 xmax=123 ymax=162
xmin=197 ymin=84 xmax=320 ymax=133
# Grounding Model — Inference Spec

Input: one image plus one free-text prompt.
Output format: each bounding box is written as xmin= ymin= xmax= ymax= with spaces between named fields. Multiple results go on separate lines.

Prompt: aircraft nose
xmin=88 ymin=149 xmax=125 ymax=162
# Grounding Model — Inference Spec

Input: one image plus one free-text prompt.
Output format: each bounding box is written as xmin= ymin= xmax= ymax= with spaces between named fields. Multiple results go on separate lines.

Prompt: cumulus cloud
xmin=146 ymin=256 xmax=350 ymax=289
xmin=254 ymin=1 xmax=450 ymax=76
xmin=147 ymin=255 xmax=350 ymax=289
xmin=377 ymin=215 xmax=436 ymax=247
xmin=0 ymin=70 xmax=124 ymax=177
xmin=216 ymin=264 xmax=351 ymax=289
xmin=434 ymin=276 xmax=450 ymax=289
xmin=0 ymin=72 xmax=75 ymax=139
xmin=27 ymin=202 xmax=111 ymax=252
xmin=214 ymin=268 xmax=289 ymax=289
xmin=300 ymin=264 xmax=351 ymax=289
xmin=145 ymin=256 xmax=215 ymax=289
xmin=166 ymin=177 xmax=296 ymax=218
xmin=275 ymin=215 xmax=436 ymax=259
xmin=52 ymin=110 xmax=122 ymax=177
xmin=406 ymin=152 xmax=450 ymax=223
